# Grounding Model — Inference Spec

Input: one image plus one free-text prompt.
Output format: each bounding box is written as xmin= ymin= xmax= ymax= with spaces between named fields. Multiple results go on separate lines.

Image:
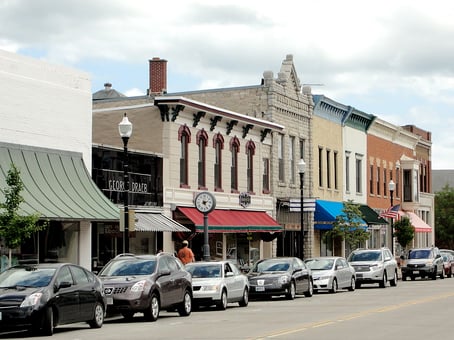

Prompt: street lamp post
xmin=119 ymin=113 xmax=133 ymax=253
xmin=389 ymin=179 xmax=396 ymax=255
xmin=298 ymin=159 xmax=306 ymax=260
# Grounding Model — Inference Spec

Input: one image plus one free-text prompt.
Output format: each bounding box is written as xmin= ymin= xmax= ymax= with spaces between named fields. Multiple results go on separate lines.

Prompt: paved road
xmin=1 ymin=278 xmax=453 ymax=339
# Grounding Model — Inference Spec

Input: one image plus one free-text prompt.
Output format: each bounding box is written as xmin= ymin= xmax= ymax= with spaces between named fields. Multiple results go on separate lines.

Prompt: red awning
xmin=177 ymin=207 xmax=282 ymax=233
xmin=398 ymin=211 xmax=432 ymax=233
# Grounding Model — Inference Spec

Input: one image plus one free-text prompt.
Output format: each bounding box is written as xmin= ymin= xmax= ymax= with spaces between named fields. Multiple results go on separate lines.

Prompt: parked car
xmin=247 ymin=257 xmax=313 ymax=300
xmin=442 ymin=253 xmax=454 ymax=278
xmin=185 ymin=261 xmax=249 ymax=310
xmin=0 ymin=263 xmax=106 ymax=336
xmin=347 ymin=247 xmax=398 ymax=288
xmin=305 ymin=256 xmax=356 ymax=293
xmin=401 ymin=247 xmax=444 ymax=280
xmin=98 ymin=253 xmax=192 ymax=321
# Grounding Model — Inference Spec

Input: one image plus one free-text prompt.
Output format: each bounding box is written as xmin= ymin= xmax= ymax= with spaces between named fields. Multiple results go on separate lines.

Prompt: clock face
xmin=195 ymin=192 xmax=216 ymax=213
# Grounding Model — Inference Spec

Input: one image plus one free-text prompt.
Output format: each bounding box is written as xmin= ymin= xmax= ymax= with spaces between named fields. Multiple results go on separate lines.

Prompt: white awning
xmin=135 ymin=212 xmax=190 ymax=232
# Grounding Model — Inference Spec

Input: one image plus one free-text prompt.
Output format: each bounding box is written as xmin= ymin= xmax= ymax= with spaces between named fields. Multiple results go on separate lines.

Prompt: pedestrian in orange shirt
xmin=177 ymin=240 xmax=195 ymax=264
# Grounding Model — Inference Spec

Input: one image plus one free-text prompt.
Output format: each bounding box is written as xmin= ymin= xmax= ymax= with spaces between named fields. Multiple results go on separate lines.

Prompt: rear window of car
xmin=99 ymin=259 xmax=156 ymax=276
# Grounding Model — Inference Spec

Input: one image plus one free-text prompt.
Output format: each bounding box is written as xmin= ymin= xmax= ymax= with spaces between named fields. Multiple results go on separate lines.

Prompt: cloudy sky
xmin=1 ymin=0 xmax=454 ymax=169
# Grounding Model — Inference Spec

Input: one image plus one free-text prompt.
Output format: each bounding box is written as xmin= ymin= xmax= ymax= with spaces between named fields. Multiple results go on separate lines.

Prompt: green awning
xmin=358 ymin=204 xmax=388 ymax=225
xmin=0 ymin=143 xmax=119 ymax=221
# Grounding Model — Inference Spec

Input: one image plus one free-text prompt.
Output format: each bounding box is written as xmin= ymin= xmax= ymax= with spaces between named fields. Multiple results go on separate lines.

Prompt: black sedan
xmin=247 ymin=257 xmax=313 ymax=300
xmin=0 ymin=263 xmax=106 ymax=336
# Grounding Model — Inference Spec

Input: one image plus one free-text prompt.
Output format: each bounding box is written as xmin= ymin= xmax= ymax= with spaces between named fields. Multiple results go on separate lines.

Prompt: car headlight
xmin=278 ymin=275 xmax=290 ymax=284
xmin=131 ymin=280 xmax=147 ymax=292
xmin=319 ymin=275 xmax=331 ymax=280
xmin=200 ymin=285 xmax=220 ymax=292
xmin=20 ymin=293 xmax=42 ymax=308
xmin=369 ymin=264 xmax=383 ymax=271
xmin=425 ymin=260 xmax=434 ymax=266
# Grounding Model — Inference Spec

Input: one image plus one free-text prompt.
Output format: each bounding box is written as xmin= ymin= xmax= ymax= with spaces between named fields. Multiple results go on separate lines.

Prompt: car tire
xmin=238 ymin=288 xmax=249 ymax=307
xmin=41 ymin=306 xmax=54 ymax=336
xmin=216 ymin=289 xmax=228 ymax=310
xmin=304 ymin=280 xmax=313 ymax=297
xmin=144 ymin=293 xmax=160 ymax=322
xmin=449 ymin=269 xmax=452 ymax=278
xmin=88 ymin=302 xmax=104 ymax=328
xmin=286 ymin=281 xmax=296 ymax=300
xmin=355 ymin=281 xmax=362 ymax=289
xmin=390 ymin=270 xmax=398 ymax=287
xmin=379 ymin=272 xmax=387 ymax=288
xmin=177 ymin=289 xmax=192 ymax=316
xmin=431 ymin=269 xmax=437 ymax=280
xmin=440 ymin=268 xmax=445 ymax=279
xmin=329 ymin=279 xmax=338 ymax=294
xmin=348 ymin=277 xmax=355 ymax=291
xmin=402 ymin=274 xmax=407 ymax=281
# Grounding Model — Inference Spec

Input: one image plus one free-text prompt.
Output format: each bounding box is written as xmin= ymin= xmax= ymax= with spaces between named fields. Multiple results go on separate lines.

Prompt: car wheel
xmin=88 ymin=302 xmax=104 ymax=328
xmin=402 ymin=274 xmax=407 ymax=281
xmin=238 ymin=288 xmax=249 ymax=307
xmin=304 ymin=280 xmax=313 ymax=297
xmin=440 ymin=268 xmax=445 ymax=279
xmin=144 ymin=293 xmax=160 ymax=321
xmin=286 ymin=281 xmax=296 ymax=300
xmin=177 ymin=289 xmax=192 ymax=316
xmin=329 ymin=278 xmax=338 ymax=294
xmin=411 ymin=275 xmax=416 ymax=281
xmin=355 ymin=281 xmax=362 ymax=289
xmin=390 ymin=270 xmax=398 ymax=287
xmin=348 ymin=277 xmax=355 ymax=291
xmin=216 ymin=289 xmax=228 ymax=310
xmin=379 ymin=272 xmax=387 ymax=288
xmin=41 ymin=306 xmax=54 ymax=336
xmin=432 ymin=268 xmax=437 ymax=280
xmin=449 ymin=269 xmax=452 ymax=278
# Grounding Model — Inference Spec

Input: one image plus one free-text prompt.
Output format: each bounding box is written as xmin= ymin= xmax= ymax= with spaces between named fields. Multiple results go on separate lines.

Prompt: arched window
xmin=213 ymin=133 xmax=224 ymax=191
xmin=178 ymin=125 xmax=191 ymax=188
xmin=246 ymin=140 xmax=256 ymax=194
xmin=230 ymin=137 xmax=240 ymax=192
xmin=196 ymin=129 xmax=208 ymax=189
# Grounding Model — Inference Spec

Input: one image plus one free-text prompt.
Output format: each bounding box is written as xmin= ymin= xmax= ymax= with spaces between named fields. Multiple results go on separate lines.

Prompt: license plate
xmin=412 ymin=271 xmax=419 ymax=275
xmin=356 ymin=273 xmax=363 ymax=278
xmin=255 ymin=286 xmax=265 ymax=292
xmin=107 ymin=297 xmax=113 ymax=305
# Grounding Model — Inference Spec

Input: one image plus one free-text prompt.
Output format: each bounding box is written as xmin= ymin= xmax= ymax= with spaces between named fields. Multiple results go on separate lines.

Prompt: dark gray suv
xmin=98 ymin=253 xmax=192 ymax=321
xmin=401 ymin=247 xmax=444 ymax=281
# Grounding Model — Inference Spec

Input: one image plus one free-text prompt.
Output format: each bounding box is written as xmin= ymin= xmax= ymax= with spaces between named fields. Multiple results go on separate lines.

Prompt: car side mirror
xmin=225 ymin=272 xmax=234 ymax=277
xmin=55 ymin=281 xmax=72 ymax=292
xmin=159 ymin=269 xmax=171 ymax=276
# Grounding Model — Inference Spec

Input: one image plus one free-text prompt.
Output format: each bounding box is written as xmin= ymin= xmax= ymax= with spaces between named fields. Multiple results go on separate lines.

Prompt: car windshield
xmin=252 ymin=259 xmax=290 ymax=272
xmin=186 ymin=264 xmax=222 ymax=278
xmin=99 ymin=259 xmax=156 ymax=276
xmin=0 ymin=267 xmax=56 ymax=288
xmin=306 ymin=259 xmax=334 ymax=270
xmin=349 ymin=251 xmax=382 ymax=262
xmin=408 ymin=250 xmax=431 ymax=259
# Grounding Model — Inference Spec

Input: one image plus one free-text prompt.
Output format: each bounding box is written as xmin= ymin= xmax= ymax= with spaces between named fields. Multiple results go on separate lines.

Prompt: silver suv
xmin=401 ymin=247 xmax=444 ymax=281
xmin=347 ymin=248 xmax=398 ymax=288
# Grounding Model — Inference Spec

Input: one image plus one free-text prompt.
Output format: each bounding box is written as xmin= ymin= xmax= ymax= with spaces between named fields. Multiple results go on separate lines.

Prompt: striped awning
xmin=135 ymin=212 xmax=190 ymax=232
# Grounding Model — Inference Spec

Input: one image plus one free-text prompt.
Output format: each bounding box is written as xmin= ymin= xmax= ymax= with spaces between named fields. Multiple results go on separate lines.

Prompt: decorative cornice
xmin=210 ymin=116 xmax=222 ymax=131
xmin=193 ymin=111 xmax=206 ymax=127
xmin=242 ymin=124 xmax=253 ymax=139
xmin=226 ymin=120 xmax=238 ymax=135
xmin=260 ymin=128 xmax=271 ymax=142
xmin=171 ymin=104 xmax=185 ymax=122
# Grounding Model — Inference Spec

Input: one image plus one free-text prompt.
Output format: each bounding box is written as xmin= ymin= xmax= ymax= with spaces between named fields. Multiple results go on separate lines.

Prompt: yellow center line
xmin=248 ymin=292 xmax=454 ymax=340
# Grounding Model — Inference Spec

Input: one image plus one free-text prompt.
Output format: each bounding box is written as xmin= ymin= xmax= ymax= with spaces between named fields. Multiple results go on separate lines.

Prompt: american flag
xmin=379 ymin=204 xmax=400 ymax=219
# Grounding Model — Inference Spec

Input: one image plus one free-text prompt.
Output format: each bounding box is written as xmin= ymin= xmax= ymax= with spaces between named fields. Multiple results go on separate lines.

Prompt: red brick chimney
xmin=149 ymin=57 xmax=167 ymax=95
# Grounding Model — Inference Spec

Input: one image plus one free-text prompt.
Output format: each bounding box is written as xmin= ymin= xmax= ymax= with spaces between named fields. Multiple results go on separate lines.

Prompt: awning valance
xmin=398 ymin=211 xmax=432 ymax=233
xmin=135 ymin=212 xmax=190 ymax=232
xmin=176 ymin=207 xmax=282 ymax=233
xmin=0 ymin=143 xmax=119 ymax=221
xmin=314 ymin=200 xmax=367 ymax=230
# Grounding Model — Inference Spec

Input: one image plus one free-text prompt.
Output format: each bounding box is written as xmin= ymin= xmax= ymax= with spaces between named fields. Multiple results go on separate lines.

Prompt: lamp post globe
xmin=119 ymin=113 xmax=133 ymax=253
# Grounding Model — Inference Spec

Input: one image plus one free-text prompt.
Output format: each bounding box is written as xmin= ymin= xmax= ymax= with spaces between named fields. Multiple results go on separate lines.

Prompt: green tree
xmin=434 ymin=185 xmax=454 ymax=249
xmin=0 ymin=164 xmax=45 ymax=267
xmin=393 ymin=216 xmax=414 ymax=250
xmin=327 ymin=200 xmax=369 ymax=250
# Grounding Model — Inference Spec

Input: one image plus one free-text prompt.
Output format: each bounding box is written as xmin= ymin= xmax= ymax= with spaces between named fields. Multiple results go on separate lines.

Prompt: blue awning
xmin=314 ymin=200 xmax=367 ymax=230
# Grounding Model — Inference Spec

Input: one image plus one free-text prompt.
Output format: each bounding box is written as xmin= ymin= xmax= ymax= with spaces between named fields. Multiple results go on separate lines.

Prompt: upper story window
xmin=246 ymin=140 xmax=256 ymax=194
xmin=355 ymin=154 xmax=363 ymax=194
xmin=326 ymin=149 xmax=331 ymax=189
xmin=263 ymin=158 xmax=270 ymax=193
xmin=369 ymin=164 xmax=374 ymax=194
xmin=196 ymin=129 xmax=208 ymax=189
xmin=230 ymin=137 xmax=240 ymax=193
xmin=278 ymin=134 xmax=284 ymax=182
xmin=376 ymin=166 xmax=380 ymax=195
xmin=383 ymin=168 xmax=387 ymax=196
xmin=334 ymin=151 xmax=338 ymax=190
xmin=213 ymin=133 xmax=224 ymax=191
xmin=318 ymin=147 xmax=323 ymax=187
xmin=345 ymin=152 xmax=350 ymax=192
xmin=289 ymin=136 xmax=295 ymax=184
xmin=178 ymin=125 xmax=191 ymax=188
xmin=395 ymin=168 xmax=400 ymax=198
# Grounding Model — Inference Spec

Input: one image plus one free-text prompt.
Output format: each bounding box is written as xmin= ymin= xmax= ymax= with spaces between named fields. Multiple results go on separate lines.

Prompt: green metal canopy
xmin=0 ymin=142 xmax=119 ymax=221
xmin=358 ymin=204 xmax=388 ymax=225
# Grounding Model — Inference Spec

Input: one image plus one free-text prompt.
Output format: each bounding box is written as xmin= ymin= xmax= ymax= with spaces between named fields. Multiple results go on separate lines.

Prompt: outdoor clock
xmin=194 ymin=191 xmax=216 ymax=214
